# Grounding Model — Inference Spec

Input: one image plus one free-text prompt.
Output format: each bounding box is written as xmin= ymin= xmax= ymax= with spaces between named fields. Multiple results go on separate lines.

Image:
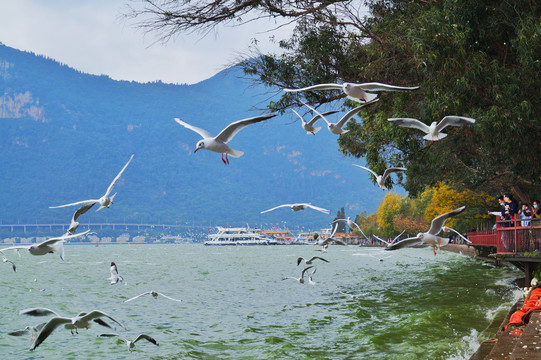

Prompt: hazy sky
xmin=0 ymin=0 xmax=292 ymax=84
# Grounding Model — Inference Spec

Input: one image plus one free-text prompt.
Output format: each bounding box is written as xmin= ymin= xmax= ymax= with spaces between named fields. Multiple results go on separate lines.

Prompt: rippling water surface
xmin=0 ymin=244 xmax=521 ymax=359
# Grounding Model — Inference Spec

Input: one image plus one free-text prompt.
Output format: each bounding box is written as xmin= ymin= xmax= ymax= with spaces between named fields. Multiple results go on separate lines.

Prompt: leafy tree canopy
xmin=127 ymin=0 xmax=541 ymax=203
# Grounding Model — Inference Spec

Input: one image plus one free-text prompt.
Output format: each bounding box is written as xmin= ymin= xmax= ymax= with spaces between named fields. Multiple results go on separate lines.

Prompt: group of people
xmin=488 ymin=194 xmax=541 ymax=227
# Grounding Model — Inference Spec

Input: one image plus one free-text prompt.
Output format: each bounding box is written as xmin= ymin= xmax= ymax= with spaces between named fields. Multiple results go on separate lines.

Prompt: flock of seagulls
xmin=3 ymin=72 xmax=476 ymax=354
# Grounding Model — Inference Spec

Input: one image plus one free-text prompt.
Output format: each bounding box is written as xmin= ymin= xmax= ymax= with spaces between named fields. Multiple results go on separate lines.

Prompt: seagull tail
xmin=423 ymin=133 xmax=447 ymax=141
xmin=307 ymin=126 xmax=321 ymax=135
xmin=227 ymin=149 xmax=244 ymax=158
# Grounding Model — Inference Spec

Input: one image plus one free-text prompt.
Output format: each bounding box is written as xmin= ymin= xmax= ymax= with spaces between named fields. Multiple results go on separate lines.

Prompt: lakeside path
xmin=442 ymin=244 xmax=541 ymax=359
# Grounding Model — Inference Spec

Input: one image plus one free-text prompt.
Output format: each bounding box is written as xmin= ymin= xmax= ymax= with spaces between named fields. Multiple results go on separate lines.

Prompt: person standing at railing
xmin=488 ymin=196 xmax=505 ymax=229
xmin=503 ymin=193 xmax=518 ymax=228
xmin=520 ymin=203 xmax=532 ymax=227
xmin=532 ymin=200 xmax=541 ymax=219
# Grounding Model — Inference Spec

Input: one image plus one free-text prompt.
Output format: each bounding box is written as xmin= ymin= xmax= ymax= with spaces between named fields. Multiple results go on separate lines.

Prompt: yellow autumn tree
xmin=424 ymin=182 xmax=493 ymax=232
xmin=377 ymin=192 xmax=404 ymax=237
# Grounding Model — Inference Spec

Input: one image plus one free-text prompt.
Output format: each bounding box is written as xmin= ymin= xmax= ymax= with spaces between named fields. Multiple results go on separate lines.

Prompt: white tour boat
xmin=204 ymin=226 xmax=279 ymax=246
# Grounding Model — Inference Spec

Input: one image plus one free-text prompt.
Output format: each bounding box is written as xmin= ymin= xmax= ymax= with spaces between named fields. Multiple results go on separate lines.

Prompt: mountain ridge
xmin=0 ymin=43 xmax=389 ymax=230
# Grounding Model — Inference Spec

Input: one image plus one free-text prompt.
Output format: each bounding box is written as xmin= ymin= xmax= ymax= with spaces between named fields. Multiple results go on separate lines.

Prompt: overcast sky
xmin=0 ymin=0 xmax=292 ymax=85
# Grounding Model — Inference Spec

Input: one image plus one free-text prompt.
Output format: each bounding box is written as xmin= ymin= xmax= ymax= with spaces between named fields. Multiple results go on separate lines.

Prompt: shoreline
xmin=441 ymin=244 xmax=525 ymax=360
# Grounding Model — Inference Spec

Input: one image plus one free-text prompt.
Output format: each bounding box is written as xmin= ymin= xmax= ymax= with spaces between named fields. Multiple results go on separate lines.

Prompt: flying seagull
xmin=49 ymin=154 xmax=134 ymax=211
xmin=124 ymin=291 xmax=181 ymax=303
xmin=19 ymin=307 xmax=113 ymax=332
xmin=303 ymin=99 xmax=379 ymax=135
xmin=387 ymin=116 xmax=475 ymax=142
xmin=2 ymin=255 xmax=16 ymax=272
xmin=30 ymin=310 xmax=125 ymax=351
xmin=331 ymin=217 xmax=369 ymax=239
xmin=296 ymin=256 xmax=329 ymax=266
xmin=0 ymin=230 xmax=90 ymax=261
xmin=282 ymin=266 xmax=314 ymax=284
xmin=65 ymin=203 xmax=95 ymax=235
xmin=353 ymin=164 xmax=407 ymax=190
xmin=386 ymin=206 xmax=466 ymax=254
xmin=8 ymin=322 xmax=46 ymax=341
xmin=284 ymin=82 xmax=419 ymax=103
xmin=174 ymin=114 xmax=276 ymax=164
xmin=260 ymin=203 xmax=330 ymax=215
xmin=307 ymin=267 xmax=317 ymax=286
xmin=315 ymin=223 xmax=346 ymax=252
xmin=108 ymin=262 xmax=123 ymax=285
xmin=98 ymin=333 xmax=159 ymax=352
xmin=291 ymin=107 xmax=339 ymax=135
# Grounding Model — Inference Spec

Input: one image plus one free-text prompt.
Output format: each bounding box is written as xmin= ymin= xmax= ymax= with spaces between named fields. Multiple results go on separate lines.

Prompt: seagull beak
xmin=194 ymin=148 xmax=199 ymax=153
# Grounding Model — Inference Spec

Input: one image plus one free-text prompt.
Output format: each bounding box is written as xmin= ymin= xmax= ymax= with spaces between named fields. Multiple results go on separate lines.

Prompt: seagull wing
xmin=358 ymin=82 xmax=420 ymax=92
xmin=372 ymin=234 xmax=389 ymax=244
xmin=388 ymin=118 xmax=431 ymax=134
xmin=393 ymin=229 xmax=406 ymax=242
xmin=301 ymin=266 xmax=314 ymax=278
xmin=8 ymin=328 xmax=31 ymax=336
xmin=49 ymin=199 xmax=99 ymax=208
xmin=31 ymin=317 xmax=71 ymax=351
xmin=124 ymin=291 xmax=152 ymax=303
xmin=291 ymin=109 xmax=306 ymax=125
xmin=3 ymin=257 xmax=16 ymax=272
xmin=157 ymin=292 xmax=182 ymax=302
xmin=386 ymin=236 xmax=422 ymax=250
xmin=104 ymin=154 xmax=134 ymax=197
xmin=309 ymin=256 xmax=329 ymax=263
xmin=443 ymin=226 xmax=472 ymax=243
xmin=381 ymin=167 xmax=407 ymax=181
xmin=215 ymin=114 xmax=276 ymax=143
xmin=174 ymin=118 xmax=213 ymax=139
xmin=72 ymin=203 xmax=96 ymax=222
xmin=44 ymin=230 xmax=90 ymax=244
xmin=335 ymin=99 xmax=379 ymax=128
xmin=0 ymin=245 xmax=29 ymax=253
xmin=81 ymin=310 xmax=125 ymax=329
xmin=260 ymin=204 xmax=292 ymax=214
xmin=20 ymin=307 xmax=60 ymax=317
xmin=305 ymin=204 xmax=330 ymax=214
xmin=353 ymin=164 xmax=378 ymax=179
xmin=133 ymin=334 xmax=159 ymax=345
xmin=301 ymin=102 xmax=331 ymax=125
xmin=284 ymin=83 xmax=343 ymax=92
xmin=308 ymin=110 xmax=339 ymax=126
xmin=436 ymin=116 xmax=476 ymax=132
xmin=428 ymin=206 xmax=466 ymax=235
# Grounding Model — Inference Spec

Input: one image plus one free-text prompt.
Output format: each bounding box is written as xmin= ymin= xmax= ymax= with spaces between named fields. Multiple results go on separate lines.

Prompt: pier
xmin=468 ymin=217 xmax=541 ymax=284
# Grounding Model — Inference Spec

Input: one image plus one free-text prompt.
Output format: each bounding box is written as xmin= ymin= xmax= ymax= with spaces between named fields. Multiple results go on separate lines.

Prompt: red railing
xmin=468 ymin=217 xmax=541 ymax=253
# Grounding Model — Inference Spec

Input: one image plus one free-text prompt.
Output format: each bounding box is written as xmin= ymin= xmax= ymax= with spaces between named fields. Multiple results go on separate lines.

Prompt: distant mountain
xmin=0 ymin=43 xmax=389 ymax=231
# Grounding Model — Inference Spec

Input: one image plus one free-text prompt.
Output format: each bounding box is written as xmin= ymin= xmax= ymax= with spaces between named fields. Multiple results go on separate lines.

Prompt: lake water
xmin=0 ymin=244 xmax=521 ymax=359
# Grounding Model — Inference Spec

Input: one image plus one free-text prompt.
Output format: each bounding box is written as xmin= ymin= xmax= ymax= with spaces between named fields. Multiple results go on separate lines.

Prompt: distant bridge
xmin=0 ymin=223 xmax=209 ymax=233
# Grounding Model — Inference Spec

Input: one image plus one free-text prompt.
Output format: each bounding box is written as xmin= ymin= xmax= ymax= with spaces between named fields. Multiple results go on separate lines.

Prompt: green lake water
xmin=0 ymin=244 xmax=521 ymax=359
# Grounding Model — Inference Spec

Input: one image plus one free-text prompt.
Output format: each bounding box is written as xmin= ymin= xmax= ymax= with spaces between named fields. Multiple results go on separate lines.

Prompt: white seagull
xmin=30 ymin=310 xmax=125 ymax=351
xmin=284 ymin=82 xmax=419 ymax=103
xmin=296 ymin=256 xmax=329 ymax=266
xmin=303 ymin=99 xmax=379 ymax=135
xmin=124 ymin=291 xmax=181 ymax=303
xmin=65 ymin=203 xmax=95 ymax=235
xmin=307 ymin=267 xmax=317 ymax=285
xmin=2 ymin=255 xmax=16 ymax=272
xmin=19 ymin=307 xmax=114 ymax=331
xmin=387 ymin=116 xmax=476 ymax=142
xmin=0 ymin=230 xmax=90 ymax=261
xmin=386 ymin=206 xmax=466 ymax=254
xmin=282 ymin=266 xmax=314 ymax=284
xmin=331 ymin=217 xmax=369 ymax=239
xmin=174 ymin=114 xmax=276 ymax=164
xmin=353 ymin=164 xmax=407 ymax=190
xmin=108 ymin=262 xmax=123 ymax=285
xmin=49 ymin=154 xmax=134 ymax=211
xmin=260 ymin=203 xmax=330 ymax=214
xmin=98 ymin=333 xmax=159 ymax=352
xmin=8 ymin=322 xmax=46 ymax=341
xmin=315 ymin=224 xmax=346 ymax=252
xmin=291 ymin=106 xmax=339 ymax=135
